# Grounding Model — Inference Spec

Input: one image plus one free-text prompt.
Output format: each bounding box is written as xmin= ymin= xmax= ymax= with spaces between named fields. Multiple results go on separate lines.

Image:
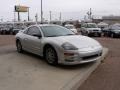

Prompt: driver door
xmin=23 ymin=26 xmax=42 ymax=55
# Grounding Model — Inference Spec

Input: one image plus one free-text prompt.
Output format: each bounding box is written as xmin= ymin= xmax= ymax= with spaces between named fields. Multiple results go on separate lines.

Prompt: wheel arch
xmin=43 ymin=44 xmax=57 ymax=57
xmin=43 ymin=43 xmax=59 ymax=65
xmin=16 ymin=38 xmax=22 ymax=47
xmin=16 ymin=38 xmax=20 ymax=43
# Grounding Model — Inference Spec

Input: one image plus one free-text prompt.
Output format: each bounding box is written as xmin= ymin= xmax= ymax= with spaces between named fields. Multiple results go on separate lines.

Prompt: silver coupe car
xmin=15 ymin=24 xmax=103 ymax=65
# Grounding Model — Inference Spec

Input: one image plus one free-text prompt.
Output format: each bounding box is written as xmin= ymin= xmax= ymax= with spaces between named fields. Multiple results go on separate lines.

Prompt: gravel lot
xmin=0 ymin=35 xmax=120 ymax=90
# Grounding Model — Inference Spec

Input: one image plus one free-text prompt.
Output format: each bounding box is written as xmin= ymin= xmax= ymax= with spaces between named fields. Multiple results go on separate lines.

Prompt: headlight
xmin=62 ymin=42 xmax=78 ymax=50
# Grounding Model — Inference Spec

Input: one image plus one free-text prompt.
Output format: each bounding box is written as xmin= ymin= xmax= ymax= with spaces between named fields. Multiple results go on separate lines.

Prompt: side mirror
xmin=32 ymin=33 xmax=42 ymax=39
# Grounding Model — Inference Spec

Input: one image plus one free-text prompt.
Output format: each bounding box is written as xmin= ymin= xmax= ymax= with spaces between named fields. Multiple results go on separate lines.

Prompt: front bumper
xmin=88 ymin=32 xmax=101 ymax=36
xmin=59 ymin=48 xmax=102 ymax=65
xmin=114 ymin=33 xmax=120 ymax=37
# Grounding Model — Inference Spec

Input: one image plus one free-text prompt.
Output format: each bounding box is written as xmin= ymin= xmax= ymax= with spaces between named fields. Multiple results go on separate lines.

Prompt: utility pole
xmin=35 ymin=13 xmax=38 ymax=24
xmin=59 ymin=12 xmax=62 ymax=25
xmin=1 ymin=17 xmax=3 ymax=22
xmin=87 ymin=8 xmax=92 ymax=20
xmin=59 ymin=12 xmax=62 ymax=21
xmin=28 ymin=7 xmax=30 ymax=21
xmin=84 ymin=15 xmax=87 ymax=21
xmin=41 ymin=0 xmax=43 ymax=23
xmin=18 ymin=11 xmax=20 ymax=21
xmin=49 ymin=11 xmax=52 ymax=22
xmin=89 ymin=8 xmax=92 ymax=19
xmin=14 ymin=11 xmax=16 ymax=22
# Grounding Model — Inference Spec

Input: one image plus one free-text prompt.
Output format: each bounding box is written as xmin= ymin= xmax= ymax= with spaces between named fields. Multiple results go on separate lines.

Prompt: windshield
xmin=87 ymin=24 xmax=98 ymax=28
xmin=40 ymin=25 xmax=75 ymax=37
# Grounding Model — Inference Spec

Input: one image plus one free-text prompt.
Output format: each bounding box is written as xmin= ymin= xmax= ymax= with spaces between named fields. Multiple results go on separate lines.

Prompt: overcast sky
xmin=1 ymin=0 xmax=120 ymax=21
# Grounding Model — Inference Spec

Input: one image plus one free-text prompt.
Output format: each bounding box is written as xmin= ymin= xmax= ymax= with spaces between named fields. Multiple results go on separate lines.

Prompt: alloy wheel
xmin=45 ymin=47 xmax=58 ymax=65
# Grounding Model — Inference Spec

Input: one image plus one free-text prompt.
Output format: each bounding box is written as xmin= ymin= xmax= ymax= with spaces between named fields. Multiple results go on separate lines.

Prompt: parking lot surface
xmin=0 ymin=35 xmax=15 ymax=47
xmin=0 ymin=46 xmax=107 ymax=90
xmin=78 ymin=37 xmax=120 ymax=90
xmin=0 ymin=35 xmax=108 ymax=90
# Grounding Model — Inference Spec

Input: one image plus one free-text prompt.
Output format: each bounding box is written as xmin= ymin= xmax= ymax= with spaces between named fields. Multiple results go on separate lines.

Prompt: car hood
xmin=45 ymin=35 xmax=102 ymax=49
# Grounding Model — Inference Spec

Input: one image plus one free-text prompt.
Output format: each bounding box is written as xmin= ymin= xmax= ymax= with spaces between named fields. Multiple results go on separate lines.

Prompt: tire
xmin=98 ymin=33 xmax=101 ymax=37
xmin=44 ymin=46 xmax=58 ymax=65
xmin=16 ymin=40 xmax=23 ymax=53
xmin=111 ymin=33 xmax=115 ymax=38
xmin=12 ymin=32 xmax=15 ymax=35
xmin=3 ymin=31 xmax=5 ymax=34
xmin=88 ymin=34 xmax=92 ymax=37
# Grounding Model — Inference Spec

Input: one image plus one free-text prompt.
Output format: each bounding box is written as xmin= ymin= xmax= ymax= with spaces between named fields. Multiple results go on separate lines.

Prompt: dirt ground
xmin=0 ymin=35 xmax=120 ymax=90
xmin=78 ymin=37 xmax=120 ymax=90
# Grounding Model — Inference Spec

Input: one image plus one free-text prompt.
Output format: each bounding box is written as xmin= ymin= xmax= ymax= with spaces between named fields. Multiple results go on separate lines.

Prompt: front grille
xmin=82 ymin=54 xmax=100 ymax=60
xmin=93 ymin=30 xmax=99 ymax=32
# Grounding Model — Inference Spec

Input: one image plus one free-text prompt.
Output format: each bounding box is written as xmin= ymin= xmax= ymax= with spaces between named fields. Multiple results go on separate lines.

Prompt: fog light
xmin=64 ymin=53 xmax=80 ymax=62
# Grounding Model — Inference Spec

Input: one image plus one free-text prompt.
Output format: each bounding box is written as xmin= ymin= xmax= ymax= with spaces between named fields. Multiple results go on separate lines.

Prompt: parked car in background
xmin=102 ymin=27 xmax=109 ymax=37
xmin=0 ymin=28 xmax=10 ymax=34
xmin=16 ymin=24 xmax=103 ymax=65
xmin=65 ymin=24 xmax=78 ymax=34
xmin=0 ymin=28 xmax=2 ymax=34
xmin=103 ymin=25 xmax=120 ymax=38
xmin=0 ymin=22 xmax=14 ymax=35
xmin=81 ymin=23 xmax=102 ymax=37
xmin=12 ymin=29 xmax=23 ymax=35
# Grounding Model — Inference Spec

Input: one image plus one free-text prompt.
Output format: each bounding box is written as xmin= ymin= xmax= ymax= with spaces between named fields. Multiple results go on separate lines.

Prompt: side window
xmin=81 ymin=24 xmax=87 ymax=28
xmin=26 ymin=26 xmax=41 ymax=36
xmin=24 ymin=28 xmax=29 ymax=34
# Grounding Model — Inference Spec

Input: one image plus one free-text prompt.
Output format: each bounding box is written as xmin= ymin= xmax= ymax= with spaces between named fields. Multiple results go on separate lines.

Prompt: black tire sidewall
xmin=45 ymin=46 xmax=58 ymax=65
xmin=16 ymin=41 xmax=23 ymax=53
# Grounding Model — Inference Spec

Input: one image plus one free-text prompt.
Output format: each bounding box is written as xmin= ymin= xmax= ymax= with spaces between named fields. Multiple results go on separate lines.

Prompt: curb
xmin=61 ymin=48 xmax=109 ymax=90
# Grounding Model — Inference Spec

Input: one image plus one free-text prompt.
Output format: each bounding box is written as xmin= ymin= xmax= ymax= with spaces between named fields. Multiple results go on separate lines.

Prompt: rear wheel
xmin=44 ymin=46 xmax=58 ymax=65
xmin=16 ymin=40 xmax=23 ymax=53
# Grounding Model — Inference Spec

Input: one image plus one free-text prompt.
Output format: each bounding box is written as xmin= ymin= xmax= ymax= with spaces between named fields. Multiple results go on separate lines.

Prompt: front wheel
xmin=16 ymin=40 xmax=23 ymax=53
xmin=44 ymin=46 xmax=58 ymax=65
